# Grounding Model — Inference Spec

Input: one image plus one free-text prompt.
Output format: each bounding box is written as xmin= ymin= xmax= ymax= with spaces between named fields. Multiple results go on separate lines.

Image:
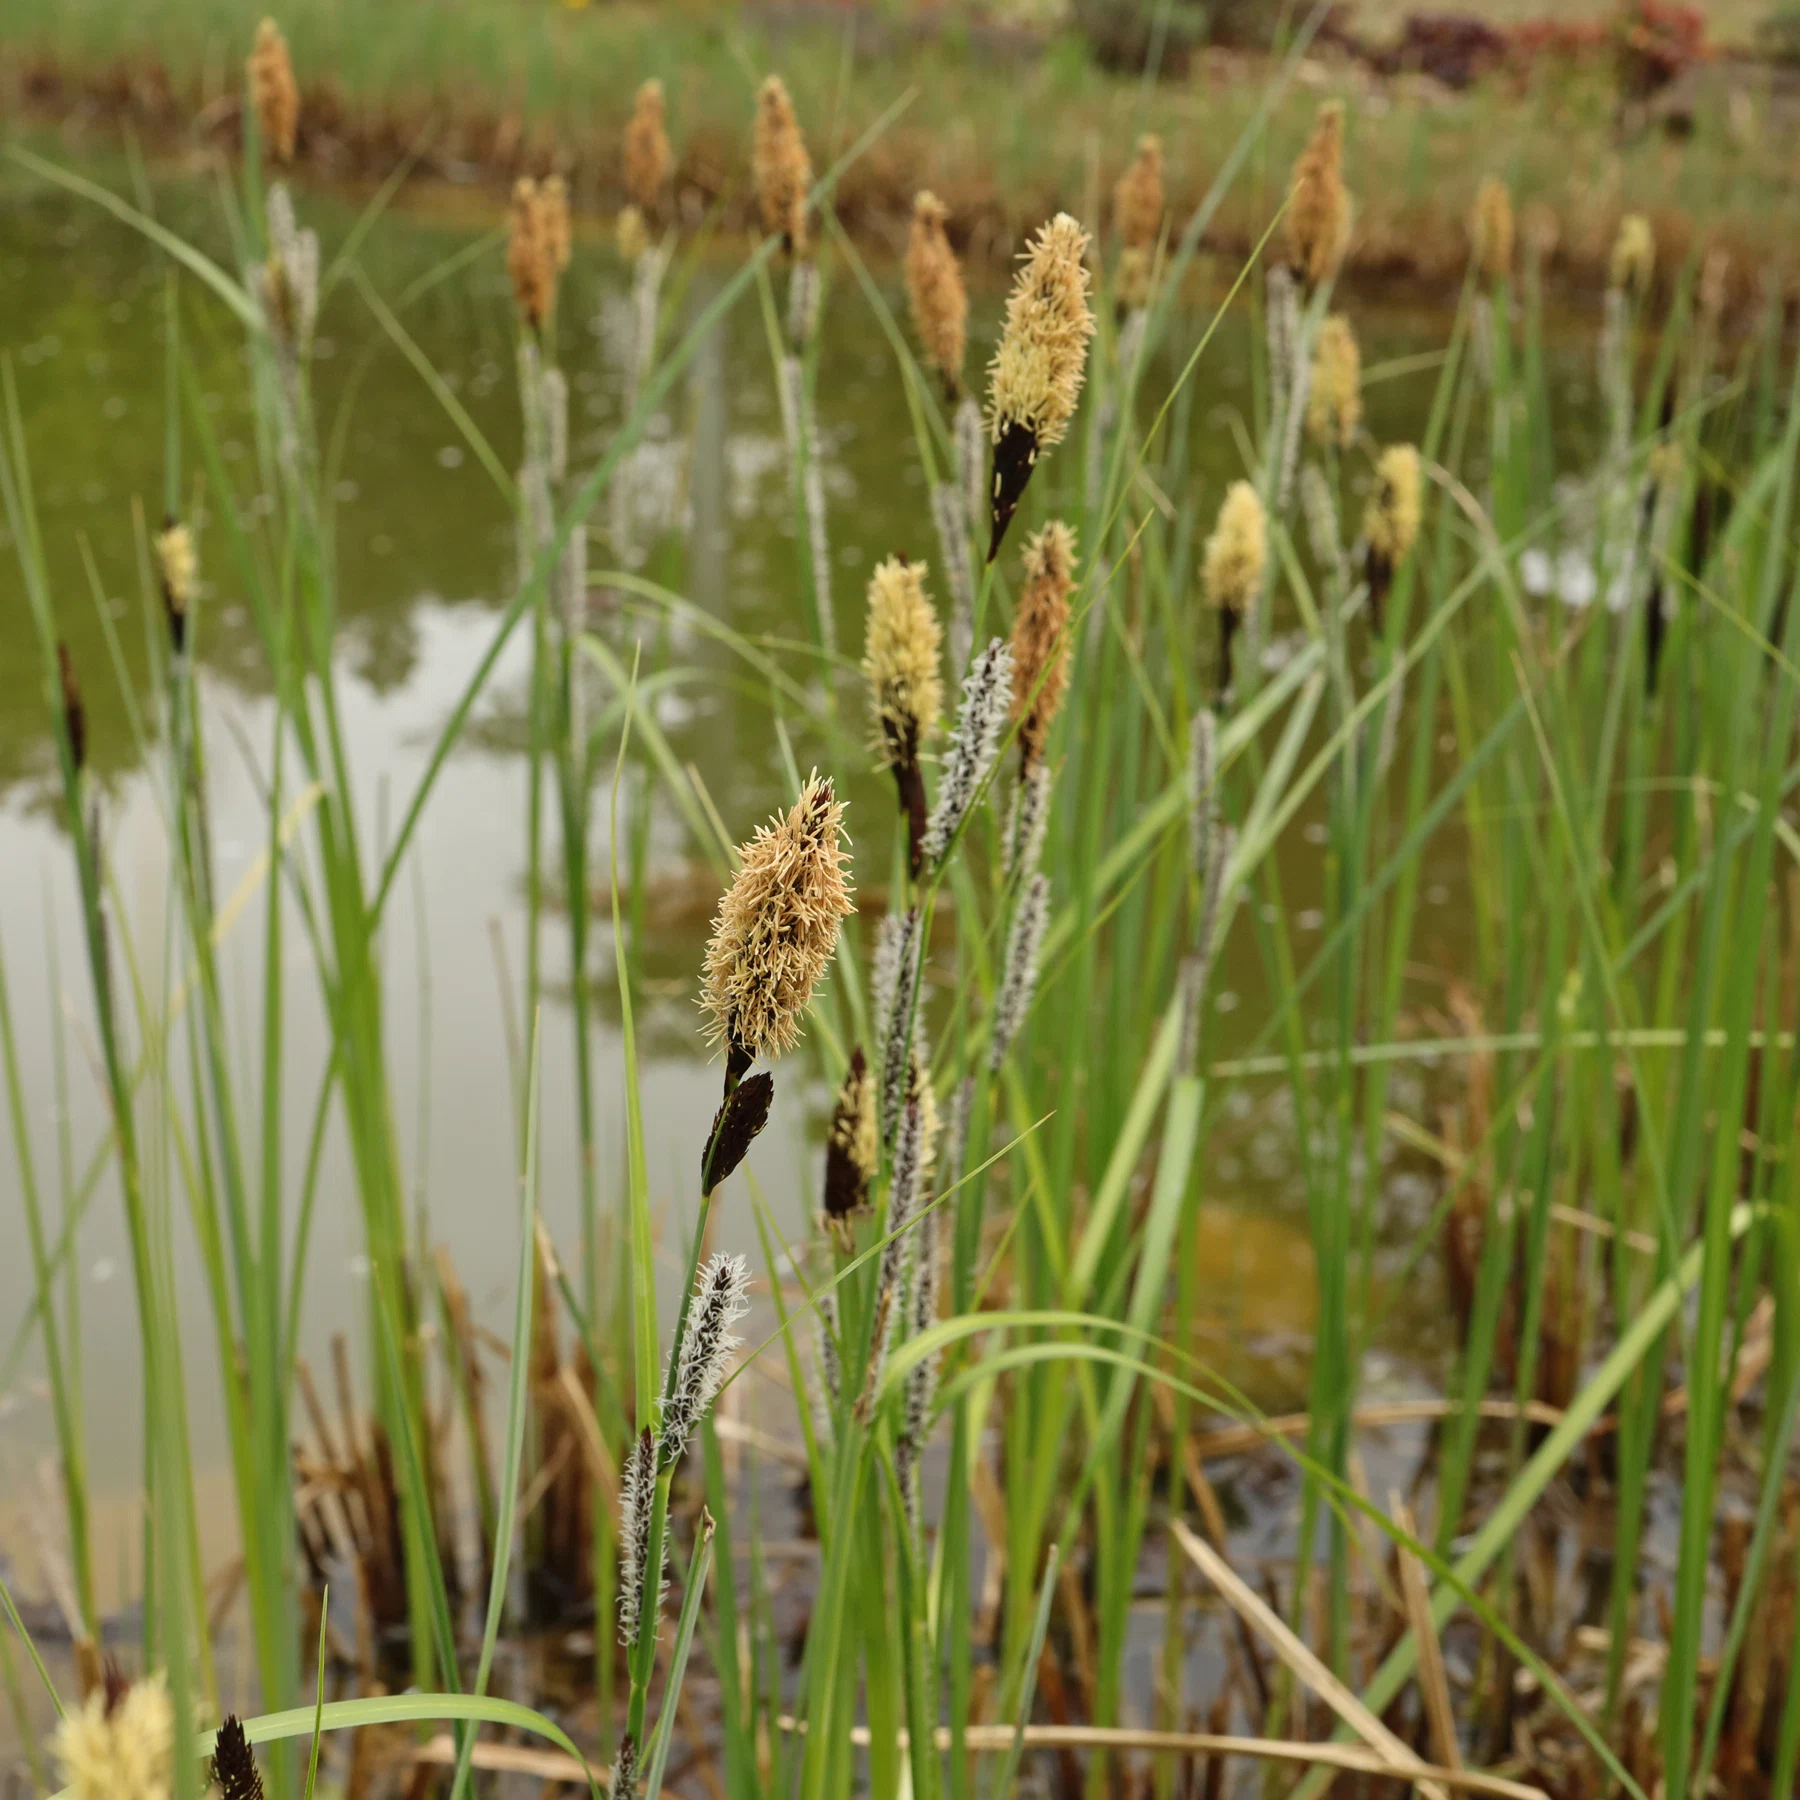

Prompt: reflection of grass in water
xmin=6 ymin=22 xmax=1800 ymax=1800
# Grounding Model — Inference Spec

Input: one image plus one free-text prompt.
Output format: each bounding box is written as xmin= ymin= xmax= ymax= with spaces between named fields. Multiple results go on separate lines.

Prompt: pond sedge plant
xmin=11 ymin=24 xmax=1800 ymax=1800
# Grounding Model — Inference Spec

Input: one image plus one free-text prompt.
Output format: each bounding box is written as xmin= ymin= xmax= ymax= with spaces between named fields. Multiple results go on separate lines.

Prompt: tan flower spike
xmin=1011 ymin=521 xmax=1077 ymax=769
xmin=1472 ymin=177 xmax=1514 ymax=283
xmin=753 ymin=76 xmax=812 ymax=256
xmin=985 ymin=213 xmax=1096 ymax=561
xmin=1287 ymin=101 xmax=1347 ymax=292
xmin=624 ymin=79 xmax=672 ymax=217
xmin=702 ymin=774 xmax=854 ymax=1079
xmin=822 ymin=1046 xmax=878 ymax=1241
xmin=1610 ymin=215 xmax=1654 ymax=298
xmin=247 ymin=19 xmax=298 ymax=164
xmin=905 ymin=192 xmax=968 ymax=402
xmin=1362 ymin=442 xmax=1422 ymax=634
xmin=1306 ymin=315 xmax=1362 ymax=452
xmin=53 ymin=1672 xmax=174 ymax=1800
xmin=155 ymin=517 xmax=197 ymax=652
xmin=506 ymin=178 xmax=556 ymax=331
xmin=1113 ymin=133 xmax=1165 ymax=254
xmin=1202 ymin=481 xmax=1267 ymax=702
xmin=864 ymin=556 xmax=944 ymax=871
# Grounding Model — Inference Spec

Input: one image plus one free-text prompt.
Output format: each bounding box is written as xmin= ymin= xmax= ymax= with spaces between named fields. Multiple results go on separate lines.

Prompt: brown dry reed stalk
xmin=1306 ymin=314 xmax=1361 ymax=452
xmin=701 ymin=773 xmax=853 ymax=1085
xmin=53 ymin=1671 xmax=173 ymax=1800
xmin=1010 ymin=520 xmax=1077 ymax=770
xmin=506 ymin=178 xmax=558 ymax=332
xmin=624 ymin=78 xmax=672 ymax=218
xmin=1202 ymin=482 xmax=1267 ymax=703
xmin=1363 ymin=442 xmax=1422 ymax=636
xmin=905 ymin=191 xmax=968 ymax=403
xmin=753 ymin=75 xmax=812 ymax=257
xmin=155 ymin=517 xmax=196 ymax=653
xmin=863 ymin=555 xmax=944 ymax=875
xmin=986 ymin=213 xmax=1095 ymax=561
xmin=1113 ymin=133 xmax=1165 ymax=253
xmin=1472 ymin=176 xmax=1514 ymax=284
xmin=247 ymin=18 xmax=298 ymax=165
xmin=1287 ymin=101 xmax=1348 ymax=293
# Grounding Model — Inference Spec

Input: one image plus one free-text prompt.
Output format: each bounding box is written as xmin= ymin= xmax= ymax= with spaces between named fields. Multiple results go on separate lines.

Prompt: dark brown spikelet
xmin=247 ymin=19 xmax=299 ymax=165
xmin=213 ymin=1717 xmax=266 ymax=1800
xmin=822 ymin=1047 xmax=877 ymax=1234
xmin=58 ymin=642 xmax=86 ymax=774
xmin=702 ymin=1071 xmax=774 ymax=1195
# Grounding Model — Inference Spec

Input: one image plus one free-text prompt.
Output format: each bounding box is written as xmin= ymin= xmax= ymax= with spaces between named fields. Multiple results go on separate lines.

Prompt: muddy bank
xmin=4 ymin=41 xmax=1792 ymax=314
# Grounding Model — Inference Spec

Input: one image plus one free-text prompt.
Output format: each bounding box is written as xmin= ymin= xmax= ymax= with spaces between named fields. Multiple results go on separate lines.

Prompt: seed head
xmin=1471 ymin=177 xmax=1514 ymax=283
xmin=921 ymin=638 xmax=1014 ymax=868
xmin=1364 ymin=444 xmax=1422 ymax=568
xmin=211 ymin=1719 xmax=264 ymax=1800
xmin=1011 ymin=521 xmax=1077 ymax=767
xmin=616 ymin=1427 xmax=663 ymax=1649
xmin=624 ymin=79 xmax=672 ymax=217
xmin=1114 ymin=134 xmax=1165 ymax=253
xmin=1287 ymin=101 xmax=1348 ymax=291
xmin=540 ymin=174 xmax=572 ymax=276
xmin=53 ymin=1673 xmax=174 ymax=1800
xmin=823 ymin=1046 xmax=878 ymax=1229
xmin=863 ymin=556 xmax=944 ymax=774
xmin=659 ymin=1253 xmax=751 ymax=1465
xmin=610 ymin=1735 xmax=640 ymax=1800
xmin=874 ymin=907 xmax=925 ymax=1144
xmin=1306 ymin=315 xmax=1361 ymax=451
xmin=1005 ymin=755 xmax=1053 ymax=880
xmin=155 ymin=517 xmax=196 ymax=651
xmin=990 ymin=872 xmax=1050 ymax=1071
xmin=701 ymin=775 xmax=854 ymax=1068
xmin=616 ymin=204 xmax=650 ymax=265
xmin=247 ymin=20 xmax=298 ymax=165
xmin=1610 ymin=214 xmax=1655 ymax=298
xmin=753 ymin=76 xmax=812 ymax=256
xmin=987 ymin=213 xmax=1095 ymax=456
xmin=906 ymin=192 xmax=968 ymax=401
xmin=506 ymin=178 xmax=557 ymax=331
xmin=1201 ymin=481 xmax=1267 ymax=619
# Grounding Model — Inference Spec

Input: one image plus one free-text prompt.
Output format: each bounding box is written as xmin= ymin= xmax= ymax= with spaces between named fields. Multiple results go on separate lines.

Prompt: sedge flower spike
xmin=506 ymin=178 xmax=556 ymax=331
xmin=1472 ymin=177 xmax=1514 ymax=283
xmin=1010 ymin=522 xmax=1077 ymax=770
xmin=616 ymin=1427 xmax=664 ymax=1650
xmin=921 ymin=638 xmax=1014 ymax=868
xmin=1113 ymin=133 xmax=1165 ymax=254
xmin=624 ymin=79 xmax=672 ymax=217
xmin=659 ymin=1253 xmax=751 ymax=1465
xmin=1202 ymin=482 xmax=1267 ymax=703
xmin=247 ymin=19 xmax=298 ymax=164
xmin=990 ymin=872 xmax=1050 ymax=1071
xmin=985 ymin=213 xmax=1095 ymax=560
xmin=863 ymin=556 xmax=943 ymax=870
xmin=155 ymin=518 xmax=196 ymax=652
xmin=212 ymin=1720 xmax=265 ymax=1800
xmin=1306 ymin=315 xmax=1361 ymax=451
xmin=822 ymin=1046 xmax=878 ymax=1234
xmin=701 ymin=774 xmax=853 ymax=1079
xmin=906 ymin=192 xmax=968 ymax=402
xmin=1287 ymin=101 xmax=1348 ymax=292
xmin=1610 ymin=214 xmax=1655 ymax=298
xmin=1362 ymin=443 xmax=1423 ymax=634
xmin=874 ymin=907 xmax=924 ymax=1144
xmin=53 ymin=1673 xmax=174 ymax=1800
xmin=753 ymin=75 xmax=812 ymax=256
